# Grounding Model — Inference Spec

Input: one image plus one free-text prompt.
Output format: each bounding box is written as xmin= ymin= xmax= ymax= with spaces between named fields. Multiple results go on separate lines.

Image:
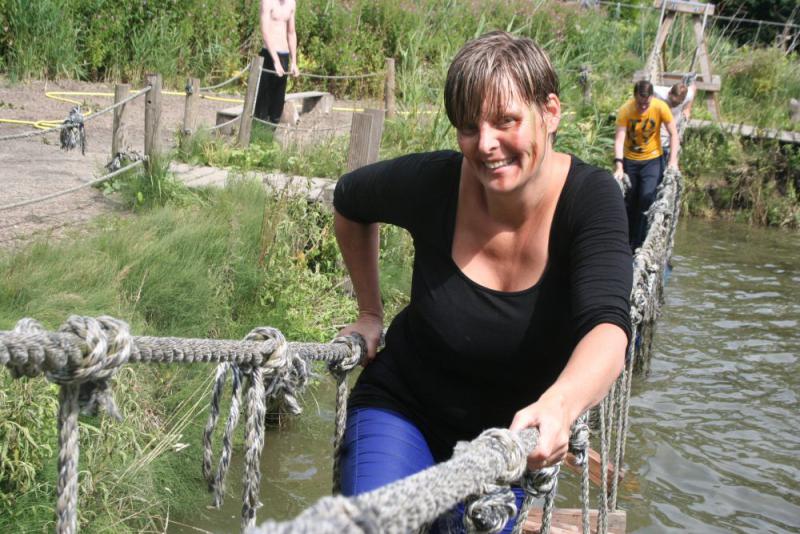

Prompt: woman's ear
xmin=543 ymin=93 xmax=562 ymax=134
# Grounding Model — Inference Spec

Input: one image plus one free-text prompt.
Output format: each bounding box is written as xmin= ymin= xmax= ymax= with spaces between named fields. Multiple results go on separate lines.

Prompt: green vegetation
xmin=1 ymin=0 xmax=799 ymax=530
xmin=0 ymin=174 xmax=412 ymax=530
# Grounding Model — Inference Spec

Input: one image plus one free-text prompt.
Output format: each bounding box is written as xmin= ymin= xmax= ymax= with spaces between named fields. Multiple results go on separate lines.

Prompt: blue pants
xmin=339 ymin=407 xmax=525 ymax=533
xmin=623 ymin=156 xmax=664 ymax=251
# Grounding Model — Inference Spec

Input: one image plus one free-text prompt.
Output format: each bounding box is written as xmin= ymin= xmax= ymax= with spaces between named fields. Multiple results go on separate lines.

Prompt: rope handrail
xmin=0 ymin=86 xmax=151 ymax=143
xmin=0 ymin=316 xmax=365 ymax=534
xmin=0 ymin=171 xmax=683 ymax=534
xmin=249 ymin=427 xmax=540 ymax=533
xmin=262 ymin=67 xmax=384 ymax=80
xmin=0 ymin=159 xmax=145 ymax=212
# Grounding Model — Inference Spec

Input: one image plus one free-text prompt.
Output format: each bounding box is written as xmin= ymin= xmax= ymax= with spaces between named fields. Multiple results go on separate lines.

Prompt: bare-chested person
xmin=254 ymin=0 xmax=299 ymax=124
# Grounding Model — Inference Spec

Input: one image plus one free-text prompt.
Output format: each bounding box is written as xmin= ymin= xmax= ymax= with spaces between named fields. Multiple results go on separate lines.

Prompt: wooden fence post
xmin=238 ymin=55 xmax=264 ymax=147
xmin=346 ymin=113 xmax=374 ymax=172
xmin=364 ymin=108 xmax=384 ymax=164
xmin=183 ymin=77 xmax=200 ymax=136
xmin=144 ymin=73 xmax=163 ymax=168
xmin=384 ymin=58 xmax=396 ymax=118
xmin=579 ymin=65 xmax=592 ymax=106
xmin=111 ymin=83 xmax=130 ymax=159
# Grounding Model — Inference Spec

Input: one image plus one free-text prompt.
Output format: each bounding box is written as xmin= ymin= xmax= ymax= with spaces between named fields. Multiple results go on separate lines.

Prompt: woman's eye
xmin=459 ymin=125 xmax=478 ymax=135
xmin=499 ymin=116 xmax=516 ymax=126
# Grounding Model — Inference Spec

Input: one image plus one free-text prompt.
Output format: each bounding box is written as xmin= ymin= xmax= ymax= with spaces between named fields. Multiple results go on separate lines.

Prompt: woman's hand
xmin=338 ymin=312 xmax=383 ymax=366
xmin=509 ymin=393 xmax=572 ymax=471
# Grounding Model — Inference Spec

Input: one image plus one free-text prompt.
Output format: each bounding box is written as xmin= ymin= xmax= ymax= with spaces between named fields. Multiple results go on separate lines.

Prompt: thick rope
xmin=328 ymin=334 xmax=364 ymax=494
xmin=249 ymin=428 xmax=538 ymax=534
xmin=0 ymin=159 xmax=145 ymax=213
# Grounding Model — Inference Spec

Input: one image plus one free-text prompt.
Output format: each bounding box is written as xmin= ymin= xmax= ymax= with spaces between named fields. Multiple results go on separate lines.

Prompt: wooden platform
xmin=686 ymin=119 xmax=800 ymax=145
xmin=523 ymin=508 xmax=626 ymax=534
xmin=215 ymin=91 xmax=334 ymax=134
xmin=564 ymin=448 xmax=625 ymax=490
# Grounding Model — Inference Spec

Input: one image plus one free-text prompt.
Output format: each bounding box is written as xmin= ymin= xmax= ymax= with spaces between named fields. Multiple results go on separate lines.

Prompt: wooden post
xmin=238 ymin=55 xmax=264 ymax=147
xmin=346 ymin=112 xmax=375 ymax=172
xmin=384 ymin=58 xmax=396 ymax=118
xmin=144 ymin=73 xmax=162 ymax=168
xmin=111 ymin=83 xmax=130 ymax=159
xmin=579 ymin=65 xmax=592 ymax=106
xmin=692 ymin=16 xmax=721 ymax=121
xmin=364 ymin=108 xmax=384 ymax=164
xmin=183 ymin=77 xmax=200 ymax=135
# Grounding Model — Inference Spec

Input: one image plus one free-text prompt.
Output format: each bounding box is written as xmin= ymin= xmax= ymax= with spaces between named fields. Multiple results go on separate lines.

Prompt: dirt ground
xmin=0 ymin=76 xmax=361 ymax=252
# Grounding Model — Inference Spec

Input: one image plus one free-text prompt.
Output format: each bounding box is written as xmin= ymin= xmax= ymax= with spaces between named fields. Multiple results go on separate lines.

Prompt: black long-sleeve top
xmin=334 ymin=150 xmax=632 ymax=461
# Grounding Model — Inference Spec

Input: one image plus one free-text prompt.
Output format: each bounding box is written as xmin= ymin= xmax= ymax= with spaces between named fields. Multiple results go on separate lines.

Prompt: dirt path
xmin=0 ymin=77 xmax=362 ymax=252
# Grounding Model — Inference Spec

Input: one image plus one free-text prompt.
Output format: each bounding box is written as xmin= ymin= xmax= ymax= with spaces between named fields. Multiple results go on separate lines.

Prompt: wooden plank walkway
xmin=686 ymin=119 xmax=800 ymax=144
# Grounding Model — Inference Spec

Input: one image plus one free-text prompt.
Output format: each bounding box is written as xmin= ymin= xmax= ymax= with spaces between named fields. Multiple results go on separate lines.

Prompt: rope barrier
xmin=252 ymin=116 xmax=350 ymax=133
xmin=261 ymin=68 xmax=383 ymax=80
xmin=0 ymin=86 xmax=151 ymax=143
xmin=0 ymin=159 xmax=145 ymax=212
xmin=200 ymin=63 xmax=251 ymax=92
xmin=250 ymin=428 xmax=539 ymax=533
xmin=0 ymin=317 xmax=366 ymax=534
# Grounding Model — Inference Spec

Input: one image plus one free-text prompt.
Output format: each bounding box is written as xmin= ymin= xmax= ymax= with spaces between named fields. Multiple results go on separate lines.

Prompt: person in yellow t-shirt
xmin=613 ymin=80 xmax=679 ymax=250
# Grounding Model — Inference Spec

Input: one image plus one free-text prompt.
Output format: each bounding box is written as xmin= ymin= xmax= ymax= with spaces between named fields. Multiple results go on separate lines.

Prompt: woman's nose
xmin=477 ymin=124 xmax=500 ymax=154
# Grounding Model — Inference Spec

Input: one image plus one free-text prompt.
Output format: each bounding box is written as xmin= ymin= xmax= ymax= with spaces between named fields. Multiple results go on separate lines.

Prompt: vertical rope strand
xmin=241 ymin=367 xmax=267 ymax=531
xmin=212 ymin=365 xmax=243 ymax=507
xmin=55 ymin=384 xmax=80 ymax=534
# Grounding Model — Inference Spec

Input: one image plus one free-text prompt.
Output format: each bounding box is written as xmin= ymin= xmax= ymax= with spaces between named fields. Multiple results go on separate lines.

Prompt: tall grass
xmin=0 ymin=178 xmax=409 ymax=530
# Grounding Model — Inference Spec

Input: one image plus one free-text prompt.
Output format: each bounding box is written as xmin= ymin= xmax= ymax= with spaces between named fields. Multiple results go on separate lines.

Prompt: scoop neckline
xmin=446 ymin=154 xmax=575 ymax=296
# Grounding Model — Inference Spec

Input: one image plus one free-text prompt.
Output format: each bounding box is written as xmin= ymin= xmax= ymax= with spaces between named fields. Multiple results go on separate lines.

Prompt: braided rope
xmin=250 ymin=428 xmax=538 ymax=533
xmin=465 ymin=486 xmax=518 ymax=533
xmin=328 ymin=334 xmax=364 ymax=494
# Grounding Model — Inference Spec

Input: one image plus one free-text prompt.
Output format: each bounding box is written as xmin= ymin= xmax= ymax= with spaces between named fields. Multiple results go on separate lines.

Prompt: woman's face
xmin=457 ymin=91 xmax=559 ymax=194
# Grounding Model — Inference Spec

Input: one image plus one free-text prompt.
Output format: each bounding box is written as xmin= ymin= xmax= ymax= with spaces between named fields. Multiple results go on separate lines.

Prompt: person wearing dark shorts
xmin=334 ymin=32 xmax=632 ymax=533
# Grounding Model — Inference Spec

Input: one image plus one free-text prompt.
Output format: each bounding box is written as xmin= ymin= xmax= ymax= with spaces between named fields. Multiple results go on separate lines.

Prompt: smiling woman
xmin=331 ymin=31 xmax=632 ymax=533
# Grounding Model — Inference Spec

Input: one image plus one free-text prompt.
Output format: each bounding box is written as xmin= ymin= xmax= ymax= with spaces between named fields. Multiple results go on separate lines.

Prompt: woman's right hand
xmin=338 ymin=312 xmax=384 ymax=366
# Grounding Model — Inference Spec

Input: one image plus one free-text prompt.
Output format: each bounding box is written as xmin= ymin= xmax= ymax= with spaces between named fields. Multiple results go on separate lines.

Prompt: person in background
xmin=254 ymin=0 xmax=299 ymax=125
xmin=334 ymin=31 xmax=632 ymax=532
xmin=654 ymin=80 xmax=696 ymax=165
xmin=614 ymin=80 xmax=679 ymax=251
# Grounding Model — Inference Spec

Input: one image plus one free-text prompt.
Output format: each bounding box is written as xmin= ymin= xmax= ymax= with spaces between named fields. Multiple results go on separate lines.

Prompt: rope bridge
xmin=0 ymin=167 xmax=681 ymax=533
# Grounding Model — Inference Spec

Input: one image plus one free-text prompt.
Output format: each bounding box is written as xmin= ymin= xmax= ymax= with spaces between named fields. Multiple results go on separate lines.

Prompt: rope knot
xmin=8 ymin=318 xmax=49 ymax=378
xmin=520 ymin=464 xmax=561 ymax=498
xmin=568 ymin=417 xmax=591 ymax=467
xmin=53 ymin=315 xmax=132 ymax=420
xmin=329 ymin=333 xmax=365 ymax=376
xmin=464 ymin=486 xmax=518 ymax=533
xmin=60 ymin=106 xmax=87 ymax=156
xmin=246 ymin=327 xmax=308 ymax=416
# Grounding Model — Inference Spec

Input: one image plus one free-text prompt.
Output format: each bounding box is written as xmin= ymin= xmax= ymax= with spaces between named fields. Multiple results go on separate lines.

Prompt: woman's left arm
xmin=509 ymin=323 xmax=627 ymax=469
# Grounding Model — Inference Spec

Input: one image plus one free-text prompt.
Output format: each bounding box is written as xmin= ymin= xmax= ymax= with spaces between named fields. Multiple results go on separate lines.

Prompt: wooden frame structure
xmin=635 ymin=0 xmax=721 ymax=120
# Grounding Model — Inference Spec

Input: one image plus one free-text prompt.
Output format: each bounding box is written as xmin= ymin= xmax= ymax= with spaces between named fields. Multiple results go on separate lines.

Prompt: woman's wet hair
xmin=444 ymin=31 xmax=559 ymax=130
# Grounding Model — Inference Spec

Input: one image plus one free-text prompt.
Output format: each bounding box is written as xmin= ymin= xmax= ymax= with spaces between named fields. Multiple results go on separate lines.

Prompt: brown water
xmin=172 ymin=217 xmax=800 ymax=533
